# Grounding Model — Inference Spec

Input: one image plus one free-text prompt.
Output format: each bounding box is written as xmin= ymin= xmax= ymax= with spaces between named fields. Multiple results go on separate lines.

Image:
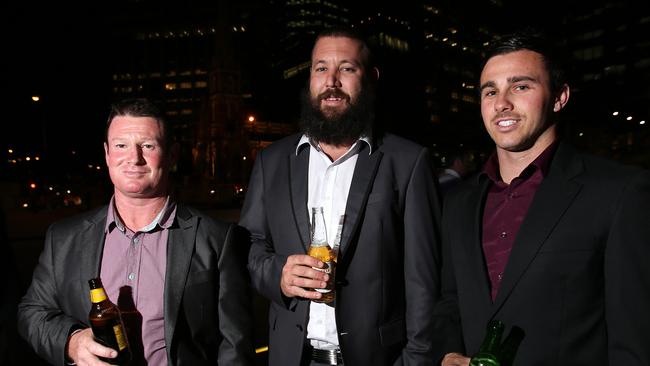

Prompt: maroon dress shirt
xmin=481 ymin=142 xmax=558 ymax=301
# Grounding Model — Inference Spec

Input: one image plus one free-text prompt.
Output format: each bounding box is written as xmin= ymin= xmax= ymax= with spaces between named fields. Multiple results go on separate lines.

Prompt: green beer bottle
xmin=469 ymin=320 xmax=505 ymax=366
xmin=496 ymin=326 xmax=524 ymax=366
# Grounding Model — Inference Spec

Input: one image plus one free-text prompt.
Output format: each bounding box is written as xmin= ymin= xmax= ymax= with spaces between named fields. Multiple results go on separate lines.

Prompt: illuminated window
xmin=165 ymin=83 xmax=177 ymax=90
xmin=195 ymin=81 xmax=208 ymax=88
xmin=180 ymin=82 xmax=192 ymax=89
xmin=181 ymin=109 xmax=193 ymax=115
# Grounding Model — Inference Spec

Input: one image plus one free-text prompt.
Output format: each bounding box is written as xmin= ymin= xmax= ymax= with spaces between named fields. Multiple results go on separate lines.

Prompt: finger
xmin=294 ymin=287 xmax=323 ymax=300
xmin=87 ymin=341 xmax=118 ymax=360
xmin=291 ymin=264 xmax=329 ymax=282
xmin=287 ymin=254 xmax=323 ymax=268
xmin=441 ymin=352 xmax=470 ymax=366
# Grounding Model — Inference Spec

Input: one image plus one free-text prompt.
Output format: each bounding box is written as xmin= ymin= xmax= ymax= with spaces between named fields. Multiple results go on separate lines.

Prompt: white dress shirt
xmin=296 ymin=134 xmax=370 ymax=351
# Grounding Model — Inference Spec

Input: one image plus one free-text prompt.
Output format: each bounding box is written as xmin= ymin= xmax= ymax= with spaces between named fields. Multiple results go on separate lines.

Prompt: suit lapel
xmin=79 ymin=208 xmax=108 ymax=298
xmin=339 ymin=145 xmax=382 ymax=258
xmin=164 ymin=205 xmax=196 ymax=353
xmin=492 ymin=144 xmax=584 ymax=313
xmin=458 ymin=178 xmax=494 ymax=308
xmin=290 ymin=146 xmax=311 ymax=251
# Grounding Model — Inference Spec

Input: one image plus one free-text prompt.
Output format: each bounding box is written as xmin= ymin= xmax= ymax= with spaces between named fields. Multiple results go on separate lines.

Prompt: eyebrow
xmin=479 ymin=75 xmax=539 ymax=92
xmin=312 ymin=59 xmax=361 ymax=66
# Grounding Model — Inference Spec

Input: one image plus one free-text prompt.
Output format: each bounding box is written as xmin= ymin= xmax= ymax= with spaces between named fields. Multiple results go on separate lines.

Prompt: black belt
xmin=309 ymin=346 xmax=343 ymax=365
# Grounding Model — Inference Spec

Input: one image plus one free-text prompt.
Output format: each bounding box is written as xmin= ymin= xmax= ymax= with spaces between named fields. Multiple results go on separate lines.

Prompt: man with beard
xmin=239 ymin=28 xmax=442 ymax=365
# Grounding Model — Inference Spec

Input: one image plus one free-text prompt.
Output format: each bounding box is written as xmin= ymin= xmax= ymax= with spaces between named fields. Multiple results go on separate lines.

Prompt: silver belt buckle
xmin=311 ymin=348 xmax=342 ymax=365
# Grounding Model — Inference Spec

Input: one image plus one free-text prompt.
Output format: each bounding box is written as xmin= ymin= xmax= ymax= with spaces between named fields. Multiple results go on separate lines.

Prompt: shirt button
xmin=500 ymin=231 xmax=507 ymax=238
xmin=128 ymin=273 xmax=135 ymax=281
xmin=133 ymin=237 xmax=139 ymax=244
xmin=497 ymin=273 xmax=503 ymax=281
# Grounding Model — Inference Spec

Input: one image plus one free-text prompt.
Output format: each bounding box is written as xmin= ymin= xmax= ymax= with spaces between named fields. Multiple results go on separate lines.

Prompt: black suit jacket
xmin=434 ymin=143 xmax=650 ymax=365
xmin=240 ymin=133 xmax=442 ymax=365
xmin=17 ymin=203 xmax=254 ymax=366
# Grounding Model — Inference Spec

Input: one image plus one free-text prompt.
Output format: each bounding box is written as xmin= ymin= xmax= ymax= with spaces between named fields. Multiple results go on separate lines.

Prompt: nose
xmin=128 ymin=146 xmax=145 ymax=165
xmin=325 ymin=70 xmax=341 ymax=88
xmin=494 ymin=92 xmax=513 ymax=112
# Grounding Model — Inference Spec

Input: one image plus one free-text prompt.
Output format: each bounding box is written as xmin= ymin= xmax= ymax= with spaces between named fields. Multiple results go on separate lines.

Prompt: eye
xmin=142 ymin=143 xmax=155 ymax=150
xmin=482 ymin=89 xmax=496 ymax=98
xmin=314 ymin=66 xmax=326 ymax=72
xmin=341 ymin=66 xmax=356 ymax=73
xmin=514 ymin=84 xmax=530 ymax=91
xmin=114 ymin=143 xmax=127 ymax=149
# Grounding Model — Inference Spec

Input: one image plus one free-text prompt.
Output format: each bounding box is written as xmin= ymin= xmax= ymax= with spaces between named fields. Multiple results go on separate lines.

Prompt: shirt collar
xmin=105 ymin=196 xmax=176 ymax=233
xmin=481 ymin=140 xmax=560 ymax=184
xmin=296 ymin=134 xmax=372 ymax=156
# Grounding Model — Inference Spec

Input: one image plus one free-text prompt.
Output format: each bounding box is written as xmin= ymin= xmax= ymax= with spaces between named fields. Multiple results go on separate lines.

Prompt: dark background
xmin=1 ymin=0 xmax=649 ymax=365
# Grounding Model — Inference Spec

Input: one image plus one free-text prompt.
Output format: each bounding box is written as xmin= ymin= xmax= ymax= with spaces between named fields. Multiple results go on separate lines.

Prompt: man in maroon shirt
xmin=435 ymin=29 xmax=650 ymax=365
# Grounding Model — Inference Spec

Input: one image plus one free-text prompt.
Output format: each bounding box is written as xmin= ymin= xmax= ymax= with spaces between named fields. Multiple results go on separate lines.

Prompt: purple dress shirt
xmin=481 ymin=142 xmax=558 ymax=301
xmin=101 ymin=197 xmax=176 ymax=365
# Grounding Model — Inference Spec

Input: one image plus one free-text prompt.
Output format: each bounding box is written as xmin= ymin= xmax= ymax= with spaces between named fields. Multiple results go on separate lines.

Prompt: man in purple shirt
xmin=18 ymin=98 xmax=254 ymax=365
xmin=435 ymin=29 xmax=650 ymax=365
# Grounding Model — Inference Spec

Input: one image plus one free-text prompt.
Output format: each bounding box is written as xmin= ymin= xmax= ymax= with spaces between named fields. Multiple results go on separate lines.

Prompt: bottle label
xmin=312 ymin=261 xmax=333 ymax=293
xmin=90 ymin=288 xmax=107 ymax=303
xmin=113 ymin=324 xmax=128 ymax=351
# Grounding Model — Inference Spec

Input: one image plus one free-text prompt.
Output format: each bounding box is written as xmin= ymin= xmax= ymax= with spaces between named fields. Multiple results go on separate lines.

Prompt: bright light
xmin=210 ymin=190 xmax=215 ymax=194
xmin=22 ymin=203 xmax=29 ymax=208
xmin=579 ymin=132 xmax=584 ymax=137
xmin=66 ymin=190 xmax=71 ymax=194
xmin=248 ymin=116 xmax=255 ymax=122
xmin=641 ymin=120 xmax=646 ymax=125
xmin=612 ymin=111 xmax=619 ymax=116
xmin=242 ymin=156 xmax=247 ymax=161
xmin=32 ymin=96 xmax=40 ymax=102
xmin=35 ymin=156 xmax=40 ymax=161
xmin=25 ymin=157 xmax=31 ymax=161
xmin=96 ymin=166 xmax=101 ymax=170
xmin=7 ymin=149 xmax=13 ymax=154
xmin=627 ymin=116 xmax=633 ymax=121
xmin=49 ymin=186 xmax=53 ymax=191
xmin=29 ymin=183 xmax=36 ymax=189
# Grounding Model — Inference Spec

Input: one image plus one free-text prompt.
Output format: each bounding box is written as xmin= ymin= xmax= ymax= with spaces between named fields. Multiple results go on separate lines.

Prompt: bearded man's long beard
xmin=299 ymin=86 xmax=375 ymax=146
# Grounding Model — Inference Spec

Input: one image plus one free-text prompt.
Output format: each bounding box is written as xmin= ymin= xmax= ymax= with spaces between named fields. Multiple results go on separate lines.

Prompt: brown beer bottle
xmin=88 ymin=278 xmax=131 ymax=365
xmin=307 ymin=207 xmax=335 ymax=303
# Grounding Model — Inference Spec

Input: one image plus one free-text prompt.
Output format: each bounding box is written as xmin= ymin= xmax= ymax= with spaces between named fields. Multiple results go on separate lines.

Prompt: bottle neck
xmin=90 ymin=288 xmax=108 ymax=303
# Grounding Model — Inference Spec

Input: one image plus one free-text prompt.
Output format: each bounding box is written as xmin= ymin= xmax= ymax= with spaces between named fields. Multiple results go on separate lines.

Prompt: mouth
xmin=123 ymin=170 xmax=147 ymax=177
xmin=319 ymin=90 xmax=349 ymax=105
xmin=497 ymin=119 xmax=518 ymax=127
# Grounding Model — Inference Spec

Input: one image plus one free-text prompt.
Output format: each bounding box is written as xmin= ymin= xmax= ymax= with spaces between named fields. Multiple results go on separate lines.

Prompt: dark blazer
xmin=434 ymin=143 xmax=650 ymax=365
xmin=239 ymin=133 xmax=442 ymax=365
xmin=17 ymin=203 xmax=254 ymax=366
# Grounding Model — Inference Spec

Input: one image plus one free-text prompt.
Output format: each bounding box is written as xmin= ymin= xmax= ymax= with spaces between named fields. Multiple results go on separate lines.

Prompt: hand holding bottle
xmin=280 ymin=254 xmax=330 ymax=299
xmin=67 ymin=328 xmax=122 ymax=365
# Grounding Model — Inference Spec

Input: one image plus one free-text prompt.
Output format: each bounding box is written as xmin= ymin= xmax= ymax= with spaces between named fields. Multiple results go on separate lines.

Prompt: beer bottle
xmin=496 ymin=326 xmax=524 ymax=366
xmin=307 ymin=207 xmax=335 ymax=303
xmin=88 ymin=278 xmax=131 ymax=365
xmin=117 ymin=286 xmax=145 ymax=365
xmin=469 ymin=320 xmax=505 ymax=366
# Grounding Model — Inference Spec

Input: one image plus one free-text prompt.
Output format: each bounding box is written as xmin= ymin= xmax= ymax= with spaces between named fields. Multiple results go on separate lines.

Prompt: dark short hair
xmin=313 ymin=27 xmax=375 ymax=72
xmin=484 ymin=28 xmax=568 ymax=95
xmin=106 ymin=98 xmax=173 ymax=148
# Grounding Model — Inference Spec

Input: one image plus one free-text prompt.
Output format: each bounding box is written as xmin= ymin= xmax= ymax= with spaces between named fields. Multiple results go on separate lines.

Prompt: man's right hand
xmin=441 ymin=352 xmax=471 ymax=366
xmin=67 ymin=328 xmax=118 ymax=365
xmin=281 ymin=254 xmax=329 ymax=299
